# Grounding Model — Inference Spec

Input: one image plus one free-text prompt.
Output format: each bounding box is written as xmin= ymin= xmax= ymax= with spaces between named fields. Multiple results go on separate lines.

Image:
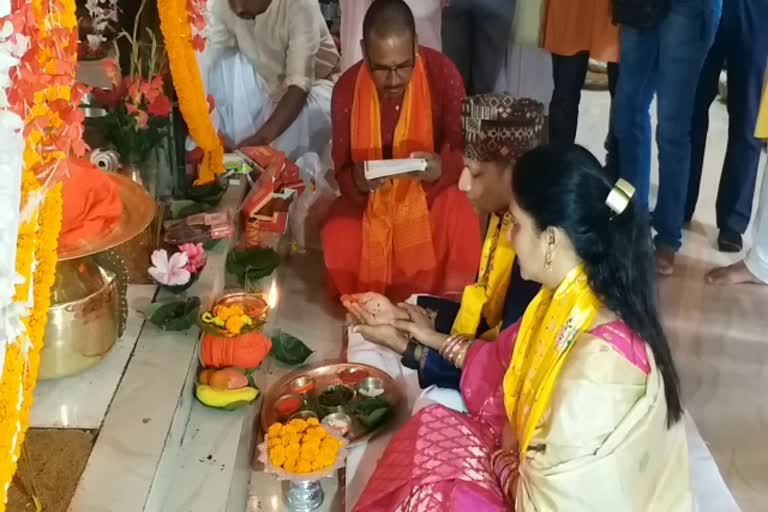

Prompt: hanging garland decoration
xmin=0 ymin=0 xmax=84 ymax=504
xmin=158 ymin=0 xmax=223 ymax=186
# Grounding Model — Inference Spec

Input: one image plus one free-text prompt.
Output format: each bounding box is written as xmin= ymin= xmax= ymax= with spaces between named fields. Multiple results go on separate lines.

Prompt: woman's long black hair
xmin=512 ymin=144 xmax=683 ymax=426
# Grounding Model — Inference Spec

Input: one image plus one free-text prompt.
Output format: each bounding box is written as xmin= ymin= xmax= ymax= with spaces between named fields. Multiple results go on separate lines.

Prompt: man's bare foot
xmin=655 ymin=246 xmax=676 ymax=276
xmin=706 ymin=261 xmax=765 ymax=286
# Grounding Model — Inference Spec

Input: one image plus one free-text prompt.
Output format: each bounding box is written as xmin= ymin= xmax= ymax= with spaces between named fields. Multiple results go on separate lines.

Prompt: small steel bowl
xmin=274 ymin=394 xmax=304 ymax=419
xmin=356 ymin=377 xmax=385 ymax=398
xmin=318 ymin=384 xmax=356 ymax=415
xmin=321 ymin=412 xmax=352 ymax=437
xmin=338 ymin=367 xmax=369 ymax=385
xmin=289 ymin=410 xmax=318 ymax=422
xmin=289 ymin=376 xmax=316 ymax=395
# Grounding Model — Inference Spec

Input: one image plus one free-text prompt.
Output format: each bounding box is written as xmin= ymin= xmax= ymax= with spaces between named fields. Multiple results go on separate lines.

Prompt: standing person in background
xmin=685 ymin=0 xmax=768 ymax=253
xmin=442 ymin=0 xmax=516 ymax=95
xmin=613 ymin=0 xmax=722 ymax=276
xmin=339 ymin=0 xmax=443 ymax=71
xmin=541 ymin=0 xmax=620 ymax=149
xmin=707 ymin=78 xmax=768 ymax=285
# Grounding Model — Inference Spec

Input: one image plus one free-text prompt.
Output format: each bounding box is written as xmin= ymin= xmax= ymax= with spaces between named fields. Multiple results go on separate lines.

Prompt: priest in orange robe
xmin=322 ymin=0 xmax=481 ymax=301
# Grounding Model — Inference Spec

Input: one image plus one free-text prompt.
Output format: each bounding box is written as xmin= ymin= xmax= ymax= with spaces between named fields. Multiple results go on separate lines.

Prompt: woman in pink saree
xmin=350 ymin=144 xmax=694 ymax=511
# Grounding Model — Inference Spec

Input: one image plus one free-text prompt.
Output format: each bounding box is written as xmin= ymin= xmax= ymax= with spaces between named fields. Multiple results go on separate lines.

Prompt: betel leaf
xmin=169 ymin=200 xmax=209 ymax=220
xmin=270 ymin=331 xmax=313 ymax=366
xmin=144 ymin=297 xmax=201 ymax=331
xmin=226 ymin=247 xmax=280 ymax=285
xmin=187 ymin=177 xmax=228 ymax=206
xmin=350 ymin=397 xmax=392 ymax=429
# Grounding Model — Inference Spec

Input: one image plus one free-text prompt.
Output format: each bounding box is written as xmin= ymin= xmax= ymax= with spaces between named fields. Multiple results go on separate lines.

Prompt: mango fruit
xmin=198 ymin=368 xmax=215 ymax=385
xmin=196 ymin=384 xmax=259 ymax=410
xmin=208 ymin=367 xmax=249 ymax=390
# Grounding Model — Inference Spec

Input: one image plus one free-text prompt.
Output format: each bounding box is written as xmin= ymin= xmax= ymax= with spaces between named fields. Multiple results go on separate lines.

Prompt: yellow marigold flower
xmin=287 ymin=418 xmax=307 ymax=433
xmin=286 ymin=443 xmax=300 ymax=461
xmin=307 ymin=417 xmax=319 ymax=426
xmin=282 ymin=436 xmax=292 ymax=447
xmin=269 ymin=446 xmax=286 ymax=467
xmin=300 ymin=443 xmax=319 ymax=460
xmin=321 ymin=437 xmax=339 ymax=451
xmin=268 ymin=436 xmax=281 ymax=448
xmin=283 ymin=423 xmax=298 ymax=434
xmin=267 ymin=423 xmax=284 ymax=437
xmin=296 ymin=460 xmax=312 ymax=473
xmin=225 ymin=315 xmax=246 ymax=335
xmin=283 ymin=459 xmax=296 ymax=473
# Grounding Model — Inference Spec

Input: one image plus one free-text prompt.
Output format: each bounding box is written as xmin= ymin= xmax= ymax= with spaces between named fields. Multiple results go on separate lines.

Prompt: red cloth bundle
xmin=199 ymin=330 xmax=272 ymax=369
xmin=59 ymin=158 xmax=123 ymax=253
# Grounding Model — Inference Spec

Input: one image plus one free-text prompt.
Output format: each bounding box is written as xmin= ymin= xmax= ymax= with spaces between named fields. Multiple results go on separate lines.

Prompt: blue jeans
xmin=614 ymin=0 xmax=721 ymax=250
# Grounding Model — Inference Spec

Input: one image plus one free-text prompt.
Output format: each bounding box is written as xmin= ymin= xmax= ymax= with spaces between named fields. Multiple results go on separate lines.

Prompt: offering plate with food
xmin=261 ymin=361 xmax=401 ymax=447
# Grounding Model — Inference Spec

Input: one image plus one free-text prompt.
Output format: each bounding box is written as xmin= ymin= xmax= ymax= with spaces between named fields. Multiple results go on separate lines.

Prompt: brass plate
xmin=59 ymin=173 xmax=156 ymax=261
xmin=261 ymin=361 xmax=401 ymax=446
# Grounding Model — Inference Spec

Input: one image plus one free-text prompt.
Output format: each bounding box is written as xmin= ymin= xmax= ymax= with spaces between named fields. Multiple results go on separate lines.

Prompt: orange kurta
xmin=322 ymin=47 xmax=481 ymax=301
xmin=541 ymin=0 xmax=620 ymax=63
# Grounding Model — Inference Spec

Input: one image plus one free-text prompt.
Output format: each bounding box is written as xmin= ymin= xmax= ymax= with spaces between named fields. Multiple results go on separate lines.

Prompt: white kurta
xmin=339 ymin=0 xmax=442 ymax=71
xmin=746 ymin=159 xmax=768 ymax=283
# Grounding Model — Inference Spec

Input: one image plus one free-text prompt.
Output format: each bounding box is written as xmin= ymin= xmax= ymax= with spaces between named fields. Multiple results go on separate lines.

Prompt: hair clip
xmin=605 ymin=178 xmax=636 ymax=217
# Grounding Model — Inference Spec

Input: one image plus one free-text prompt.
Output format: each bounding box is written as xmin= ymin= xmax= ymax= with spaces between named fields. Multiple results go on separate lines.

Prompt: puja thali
xmin=261 ymin=361 xmax=401 ymax=446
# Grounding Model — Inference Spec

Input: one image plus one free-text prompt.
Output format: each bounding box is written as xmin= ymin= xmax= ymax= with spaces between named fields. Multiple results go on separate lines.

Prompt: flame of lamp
xmin=267 ymin=280 xmax=278 ymax=310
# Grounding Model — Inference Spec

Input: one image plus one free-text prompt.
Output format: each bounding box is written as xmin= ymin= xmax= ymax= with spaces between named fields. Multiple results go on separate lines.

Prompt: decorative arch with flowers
xmin=0 ymin=0 xmax=85 ymax=505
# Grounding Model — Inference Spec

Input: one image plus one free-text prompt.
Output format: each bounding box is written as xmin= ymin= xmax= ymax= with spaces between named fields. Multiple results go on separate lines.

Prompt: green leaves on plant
xmin=270 ymin=331 xmax=313 ymax=366
xmin=144 ymin=297 xmax=201 ymax=331
xmin=226 ymin=247 xmax=280 ymax=287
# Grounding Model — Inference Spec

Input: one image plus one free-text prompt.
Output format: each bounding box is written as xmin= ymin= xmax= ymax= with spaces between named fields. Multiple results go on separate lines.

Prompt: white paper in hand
xmin=364 ymin=158 xmax=427 ymax=181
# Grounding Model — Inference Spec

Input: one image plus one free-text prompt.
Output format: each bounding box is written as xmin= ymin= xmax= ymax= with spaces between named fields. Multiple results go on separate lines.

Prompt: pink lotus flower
xmin=179 ymin=243 xmax=206 ymax=274
xmin=148 ymin=249 xmax=191 ymax=286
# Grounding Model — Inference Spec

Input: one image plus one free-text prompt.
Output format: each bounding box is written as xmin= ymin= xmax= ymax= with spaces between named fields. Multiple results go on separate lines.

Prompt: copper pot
xmin=38 ymin=257 xmax=120 ymax=380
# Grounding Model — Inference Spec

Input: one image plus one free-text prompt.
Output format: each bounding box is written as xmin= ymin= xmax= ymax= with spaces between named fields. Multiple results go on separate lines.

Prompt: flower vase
xmin=282 ymin=479 xmax=324 ymax=511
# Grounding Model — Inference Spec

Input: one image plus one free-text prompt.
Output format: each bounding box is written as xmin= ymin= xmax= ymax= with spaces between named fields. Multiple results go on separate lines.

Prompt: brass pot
xmin=38 ymin=257 xmax=120 ymax=380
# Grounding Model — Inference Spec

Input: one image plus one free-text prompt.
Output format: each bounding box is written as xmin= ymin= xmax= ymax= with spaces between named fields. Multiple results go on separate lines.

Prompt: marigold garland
xmin=0 ymin=0 xmax=79 ymax=503
xmin=157 ymin=0 xmax=223 ymax=186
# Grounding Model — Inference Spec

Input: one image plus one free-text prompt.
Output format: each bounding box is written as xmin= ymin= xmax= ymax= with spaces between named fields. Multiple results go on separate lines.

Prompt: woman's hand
xmin=342 ymin=293 xmax=409 ymax=326
xmin=397 ymin=303 xmax=435 ymax=330
xmin=352 ymin=324 xmax=410 ymax=355
xmin=392 ymin=318 xmax=447 ymax=351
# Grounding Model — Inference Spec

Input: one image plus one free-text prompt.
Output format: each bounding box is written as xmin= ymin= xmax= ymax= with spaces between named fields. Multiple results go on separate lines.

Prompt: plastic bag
xmin=290 ymin=153 xmax=339 ymax=250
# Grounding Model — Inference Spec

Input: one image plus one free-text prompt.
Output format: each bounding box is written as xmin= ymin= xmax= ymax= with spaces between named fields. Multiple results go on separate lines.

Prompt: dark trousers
xmin=686 ymin=0 xmax=768 ymax=234
xmin=441 ymin=2 xmax=514 ymax=95
xmin=550 ymin=52 xmax=619 ymax=166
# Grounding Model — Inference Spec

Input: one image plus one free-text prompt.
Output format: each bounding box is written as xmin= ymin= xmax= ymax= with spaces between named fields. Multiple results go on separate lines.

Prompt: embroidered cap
xmin=461 ymin=95 xmax=545 ymax=163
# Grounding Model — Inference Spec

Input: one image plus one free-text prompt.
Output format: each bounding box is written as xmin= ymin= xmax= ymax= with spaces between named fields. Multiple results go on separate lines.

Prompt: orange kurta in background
xmin=541 ymin=0 xmax=620 ymax=63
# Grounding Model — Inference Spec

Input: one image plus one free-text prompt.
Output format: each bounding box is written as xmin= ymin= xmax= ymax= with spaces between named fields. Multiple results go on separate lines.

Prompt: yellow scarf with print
xmin=503 ymin=265 xmax=601 ymax=457
xmin=451 ymin=213 xmax=516 ymax=339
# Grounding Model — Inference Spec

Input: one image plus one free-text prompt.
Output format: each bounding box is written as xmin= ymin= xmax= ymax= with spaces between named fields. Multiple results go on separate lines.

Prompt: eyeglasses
xmin=368 ymin=61 xmax=415 ymax=79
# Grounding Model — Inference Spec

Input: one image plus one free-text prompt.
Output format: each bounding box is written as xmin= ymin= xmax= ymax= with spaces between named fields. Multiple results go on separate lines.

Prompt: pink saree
xmin=353 ymin=321 xmax=650 ymax=512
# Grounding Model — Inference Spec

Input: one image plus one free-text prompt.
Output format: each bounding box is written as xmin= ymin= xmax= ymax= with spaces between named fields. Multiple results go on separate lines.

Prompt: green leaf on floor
xmin=226 ymin=247 xmax=280 ymax=286
xmin=270 ymin=331 xmax=313 ymax=366
xmin=144 ymin=297 xmax=201 ymax=331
